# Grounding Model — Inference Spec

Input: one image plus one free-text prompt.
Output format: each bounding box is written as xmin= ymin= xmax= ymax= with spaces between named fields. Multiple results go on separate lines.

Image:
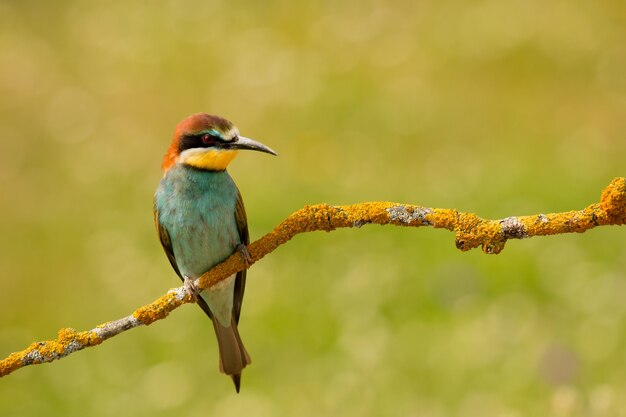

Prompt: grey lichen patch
xmin=24 ymin=350 xmax=45 ymax=364
xmin=90 ymin=325 xmax=107 ymax=339
xmin=500 ymin=217 xmax=527 ymax=239
xmin=128 ymin=316 xmax=141 ymax=327
xmin=387 ymin=206 xmax=433 ymax=225
xmin=64 ymin=340 xmax=82 ymax=354
xmin=537 ymin=214 xmax=549 ymax=223
xmin=92 ymin=316 xmax=141 ymax=340
xmin=170 ymin=287 xmax=188 ymax=301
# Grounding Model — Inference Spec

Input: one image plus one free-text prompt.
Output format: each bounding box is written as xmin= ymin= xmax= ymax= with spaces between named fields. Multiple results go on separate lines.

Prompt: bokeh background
xmin=1 ymin=1 xmax=625 ymax=416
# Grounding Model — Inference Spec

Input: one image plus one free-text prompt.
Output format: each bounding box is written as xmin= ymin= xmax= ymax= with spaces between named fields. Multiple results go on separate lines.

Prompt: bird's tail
xmin=212 ymin=317 xmax=251 ymax=393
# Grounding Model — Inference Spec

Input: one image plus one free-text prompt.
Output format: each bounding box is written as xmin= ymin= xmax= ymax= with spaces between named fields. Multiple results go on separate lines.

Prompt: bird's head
xmin=162 ymin=113 xmax=277 ymax=173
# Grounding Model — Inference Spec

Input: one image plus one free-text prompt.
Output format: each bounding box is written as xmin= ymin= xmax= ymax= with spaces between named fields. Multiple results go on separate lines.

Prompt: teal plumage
xmin=153 ymin=113 xmax=276 ymax=392
xmin=155 ymin=167 xmax=239 ymax=282
xmin=154 ymin=166 xmax=243 ymax=324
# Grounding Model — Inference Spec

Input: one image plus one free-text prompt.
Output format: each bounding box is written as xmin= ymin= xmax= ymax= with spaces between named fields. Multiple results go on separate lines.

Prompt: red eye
xmin=202 ymin=134 xmax=214 ymax=145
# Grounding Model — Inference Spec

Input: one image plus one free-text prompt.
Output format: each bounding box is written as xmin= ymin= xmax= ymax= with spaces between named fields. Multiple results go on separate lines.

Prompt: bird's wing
xmin=233 ymin=189 xmax=249 ymax=324
xmin=153 ymin=205 xmax=183 ymax=279
xmin=153 ymin=204 xmax=215 ymax=320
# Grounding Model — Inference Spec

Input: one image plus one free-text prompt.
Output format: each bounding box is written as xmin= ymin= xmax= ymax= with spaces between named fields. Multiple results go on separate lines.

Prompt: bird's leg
xmin=235 ymin=244 xmax=252 ymax=268
xmin=183 ymin=276 xmax=201 ymax=302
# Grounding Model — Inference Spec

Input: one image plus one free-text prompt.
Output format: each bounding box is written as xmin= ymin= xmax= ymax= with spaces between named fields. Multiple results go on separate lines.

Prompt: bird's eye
xmin=202 ymin=134 xmax=214 ymax=145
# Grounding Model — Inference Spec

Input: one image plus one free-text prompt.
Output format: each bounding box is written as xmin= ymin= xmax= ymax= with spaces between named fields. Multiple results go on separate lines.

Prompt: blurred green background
xmin=1 ymin=0 xmax=625 ymax=416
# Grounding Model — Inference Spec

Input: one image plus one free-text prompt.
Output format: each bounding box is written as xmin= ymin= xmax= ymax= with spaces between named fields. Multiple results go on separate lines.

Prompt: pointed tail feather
xmin=212 ymin=317 xmax=251 ymax=392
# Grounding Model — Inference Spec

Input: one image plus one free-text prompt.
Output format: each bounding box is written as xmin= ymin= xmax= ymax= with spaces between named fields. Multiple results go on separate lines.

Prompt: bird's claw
xmin=183 ymin=276 xmax=200 ymax=302
xmin=236 ymin=244 xmax=252 ymax=268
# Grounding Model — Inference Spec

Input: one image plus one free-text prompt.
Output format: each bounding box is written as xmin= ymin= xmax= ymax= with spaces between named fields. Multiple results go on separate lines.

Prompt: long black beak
xmin=232 ymin=136 xmax=278 ymax=156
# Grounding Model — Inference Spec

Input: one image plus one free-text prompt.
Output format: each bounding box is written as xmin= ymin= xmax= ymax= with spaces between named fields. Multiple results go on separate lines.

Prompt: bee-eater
xmin=153 ymin=113 xmax=277 ymax=392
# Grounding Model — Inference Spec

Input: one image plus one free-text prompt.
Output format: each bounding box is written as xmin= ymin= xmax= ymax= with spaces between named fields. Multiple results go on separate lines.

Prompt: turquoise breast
xmin=154 ymin=164 xmax=241 ymax=279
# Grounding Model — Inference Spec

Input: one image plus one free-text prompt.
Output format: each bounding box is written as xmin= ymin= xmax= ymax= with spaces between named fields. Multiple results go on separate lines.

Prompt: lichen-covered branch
xmin=1 ymin=177 xmax=625 ymax=377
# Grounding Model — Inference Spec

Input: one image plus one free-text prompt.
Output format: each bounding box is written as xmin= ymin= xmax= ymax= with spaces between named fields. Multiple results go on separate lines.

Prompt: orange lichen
xmin=0 ymin=328 xmax=102 ymax=376
xmin=0 ymin=352 xmax=27 ymax=375
xmin=428 ymin=208 xmax=458 ymax=230
xmin=133 ymin=289 xmax=190 ymax=325
xmin=199 ymin=178 xmax=625 ymax=288
xmin=600 ymin=177 xmax=626 ymax=223
xmin=2 ymin=177 xmax=625 ymax=378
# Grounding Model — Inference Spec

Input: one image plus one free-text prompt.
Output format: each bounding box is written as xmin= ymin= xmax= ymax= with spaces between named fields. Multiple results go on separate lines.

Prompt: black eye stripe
xmin=178 ymin=133 xmax=224 ymax=152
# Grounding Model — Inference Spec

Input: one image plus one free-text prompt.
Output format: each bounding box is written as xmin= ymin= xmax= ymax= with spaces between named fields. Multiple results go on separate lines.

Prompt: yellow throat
xmin=179 ymin=148 xmax=239 ymax=171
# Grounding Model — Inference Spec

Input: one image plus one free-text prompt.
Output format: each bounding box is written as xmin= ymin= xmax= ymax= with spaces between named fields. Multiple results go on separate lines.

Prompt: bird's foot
xmin=183 ymin=276 xmax=200 ymax=302
xmin=235 ymin=244 xmax=252 ymax=268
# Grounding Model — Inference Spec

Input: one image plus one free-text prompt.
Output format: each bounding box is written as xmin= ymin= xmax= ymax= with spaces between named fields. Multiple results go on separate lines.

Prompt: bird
xmin=153 ymin=113 xmax=277 ymax=392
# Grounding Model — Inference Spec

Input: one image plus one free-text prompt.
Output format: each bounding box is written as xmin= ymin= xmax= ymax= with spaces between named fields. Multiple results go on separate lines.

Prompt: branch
xmin=1 ymin=177 xmax=625 ymax=377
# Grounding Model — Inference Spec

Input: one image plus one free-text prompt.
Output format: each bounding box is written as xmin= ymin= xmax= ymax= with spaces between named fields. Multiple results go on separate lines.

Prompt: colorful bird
xmin=153 ymin=113 xmax=277 ymax=392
